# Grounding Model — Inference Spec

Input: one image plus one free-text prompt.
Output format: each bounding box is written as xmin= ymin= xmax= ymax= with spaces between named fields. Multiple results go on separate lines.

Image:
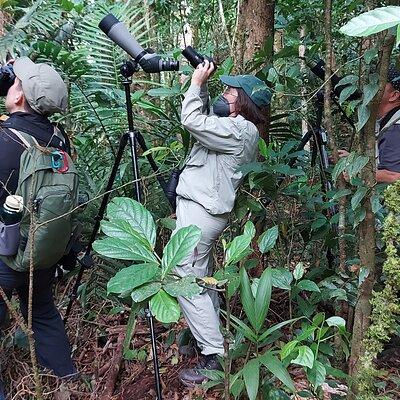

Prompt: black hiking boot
xmin=179 ymin=354 xmax=222 ymax=387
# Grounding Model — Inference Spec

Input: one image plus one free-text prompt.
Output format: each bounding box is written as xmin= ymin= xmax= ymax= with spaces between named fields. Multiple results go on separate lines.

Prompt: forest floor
xmin=1 ymin=272 xmax=399 ymax=400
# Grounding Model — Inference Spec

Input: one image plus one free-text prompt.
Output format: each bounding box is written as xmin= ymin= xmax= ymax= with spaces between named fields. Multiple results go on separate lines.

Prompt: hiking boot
xmin=179 ymin=354 xmax=222 ymax=386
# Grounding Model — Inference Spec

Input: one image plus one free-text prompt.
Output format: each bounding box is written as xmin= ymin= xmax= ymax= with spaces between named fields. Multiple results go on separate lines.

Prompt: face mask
xmin=213 ymin=95 xmax=234 ymax=117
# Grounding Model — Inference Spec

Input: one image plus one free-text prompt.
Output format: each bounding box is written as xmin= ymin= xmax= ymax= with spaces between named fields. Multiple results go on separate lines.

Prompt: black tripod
xmin=64 ymin=60 xmax=168 ymax=400
xmin=294 ymin=90 xmax=332 ymax=195
xmin=289 ymin=88 xmax=357 ymax=268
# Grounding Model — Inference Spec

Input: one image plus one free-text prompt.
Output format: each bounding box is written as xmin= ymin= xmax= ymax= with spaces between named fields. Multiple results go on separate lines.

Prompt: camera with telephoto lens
xmin=181 ymin=46 xmax=215 ymax=69
xmin=0 ymin=64 xmax=15 ymax=96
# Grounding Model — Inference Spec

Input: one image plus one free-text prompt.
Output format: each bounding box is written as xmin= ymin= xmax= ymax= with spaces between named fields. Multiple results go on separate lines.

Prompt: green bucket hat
xmin=13 ymin=57 xmax=68 ymax=116
xmin=220 ymin=74 xmax=271 ymax=108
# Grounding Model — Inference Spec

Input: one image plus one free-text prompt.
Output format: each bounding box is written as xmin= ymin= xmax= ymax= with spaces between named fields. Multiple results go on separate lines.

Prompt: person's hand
xmin=191 ymin=59 xmax=215 ymax=86
xmin=338 ymin=149 xmax=349 ymax=158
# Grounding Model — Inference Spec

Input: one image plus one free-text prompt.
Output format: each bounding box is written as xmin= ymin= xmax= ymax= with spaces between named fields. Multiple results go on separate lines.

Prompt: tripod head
xmin=120 ymin=59 xmax=140 ymax=78
xmin=303 ymin=57 xmax=361 ymax=101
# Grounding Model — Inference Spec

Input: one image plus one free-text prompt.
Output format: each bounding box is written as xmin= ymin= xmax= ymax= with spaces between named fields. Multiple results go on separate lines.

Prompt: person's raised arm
xmin=181 ymin=60 xmax=243 ymax=154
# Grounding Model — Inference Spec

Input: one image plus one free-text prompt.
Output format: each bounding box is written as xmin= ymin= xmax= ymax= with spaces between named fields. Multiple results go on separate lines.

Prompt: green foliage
xmin=281 ymin=313 xmax=349 ymax=390
xmin=93 ymin=197 xmax=202 ymax=323
xmin=2 ymin=0 xmax=392 ymax=397
xmin=340 ymin=6 xmax=400 ymax=37
xmin=356 ymin=181 xmax=400 ymax=398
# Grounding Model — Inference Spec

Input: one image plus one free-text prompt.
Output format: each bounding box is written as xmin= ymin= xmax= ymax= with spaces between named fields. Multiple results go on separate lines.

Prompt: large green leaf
xmin=306 ymin=360 xmax=326 ymax=389
xmin=225 ymin=232 xmax=253 ymax=267
xmin=280 ymin=340 xmax=298 ymax=361
xmin=271 ymin=268 xmax=293 ymax=290
xmin=254 ymin=268 xmax=272 ymax=332
xmin=131 ymin=282 xmax=162 ymax=302
xmin=164 ymin=276 xmax=202 ymax=298
xmin=239 ymin=268 xmax=257 ymax=331
xmin=106 ymin=197 xmax=156 ymax=247
xmin=292 ymin=346 xmax=315 ymax=369
xmin=101 ymin=219 xmax=152 ymax=250
xmin=258 ymin=226 xmax=279 ymax=253
xmin=243 ymin=359 xmax=260 ymax=400
xmin=296 ymin=280 xmax=320 ymax=293
xmin=332 ymin=157 xmax=348 ymax=183
xmin=326 ymin=316 xmax=346 ymax=328
xmin=149 ymin=289 xmax=181 ymax=323
xmin=161 ymin=225 xmax=202 ymax=278
xmin=340 ymin=6 xmax=400 ymax=37
xmin=243 ymin=221 xmax=256 ymax=237
xmin=260 ymin=352 xmax=296 ymax=392
xmin=347 ymin=154 xmax=369 ymax=178
xmin=93 ymin=237 xmax=158 ymax=263
xmin=147 ymin=85 xmax=181 ymax=98
xmin=351 ymin=186 xmax=368 ymax=210
xmin=107 ymin=263 xmax=159 ymax=295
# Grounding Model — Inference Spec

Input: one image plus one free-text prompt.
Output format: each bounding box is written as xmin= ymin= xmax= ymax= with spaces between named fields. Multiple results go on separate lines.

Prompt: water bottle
xmin=0 ymin=195 xmax=23 ymax=225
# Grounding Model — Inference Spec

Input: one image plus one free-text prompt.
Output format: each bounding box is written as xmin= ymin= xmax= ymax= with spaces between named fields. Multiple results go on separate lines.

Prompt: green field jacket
xmin=176 ymin=83 xmax=259 ymax=215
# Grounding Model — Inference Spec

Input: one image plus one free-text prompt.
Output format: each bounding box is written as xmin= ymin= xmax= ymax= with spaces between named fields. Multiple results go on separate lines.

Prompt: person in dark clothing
xmin=339 ymin=65 xmax=400 ymax=183
xmin=0 ymin=57 xmax=76 ymax=399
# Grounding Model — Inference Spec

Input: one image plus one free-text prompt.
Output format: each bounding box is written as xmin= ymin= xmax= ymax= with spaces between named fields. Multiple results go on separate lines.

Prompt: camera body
xmin=181 ymin=46 xmax=214 ymax=69
xmin=0 ymin=64 xmax=15 ymax=97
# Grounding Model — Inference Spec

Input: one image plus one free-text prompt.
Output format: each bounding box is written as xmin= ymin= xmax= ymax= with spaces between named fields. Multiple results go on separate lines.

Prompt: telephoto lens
xmin=99 ymin=14 xmax=179 ymax=73
xmin=0 ymin=64 xmax=15 ymax=96
xmin=181 ymin=46 xmax=215 ymax=69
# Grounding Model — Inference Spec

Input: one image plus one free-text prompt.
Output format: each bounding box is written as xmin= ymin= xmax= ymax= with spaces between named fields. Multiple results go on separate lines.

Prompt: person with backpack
xmin=0 ymin=57 xmax=78 ymax=397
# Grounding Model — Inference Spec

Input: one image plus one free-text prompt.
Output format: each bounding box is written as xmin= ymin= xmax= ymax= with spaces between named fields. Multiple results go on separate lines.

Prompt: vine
xmin=356 ymin=181 xmax=400 ymax=399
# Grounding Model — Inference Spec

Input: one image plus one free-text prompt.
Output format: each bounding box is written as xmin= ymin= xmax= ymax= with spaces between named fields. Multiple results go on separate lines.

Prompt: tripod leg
xmin=128 ymin=131 xmax=142 ymax=202
xmin=64 ymin=133 xmax=129 ymax=324
xmin=146 ymin=308 xmax=163 ymax=399
xmin=88 ymin=133 xmax=129 ymax=250
xmin=126 ymin=130 xmax=163 ymax=399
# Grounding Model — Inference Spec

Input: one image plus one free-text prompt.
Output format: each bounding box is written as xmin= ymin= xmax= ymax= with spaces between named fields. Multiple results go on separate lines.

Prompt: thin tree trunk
xmin=348 ymin=33 xmax=394 ymax=391
xmin=299 ymin=27 xmax=309 ymax=141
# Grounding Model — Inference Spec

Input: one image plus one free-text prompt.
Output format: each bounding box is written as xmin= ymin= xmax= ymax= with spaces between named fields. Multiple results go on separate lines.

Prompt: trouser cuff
xmin=201 ymin=346 xmax=224 ymax=356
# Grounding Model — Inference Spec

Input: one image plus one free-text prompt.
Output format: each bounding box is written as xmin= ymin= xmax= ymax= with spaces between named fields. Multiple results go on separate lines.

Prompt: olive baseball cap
xmin=13 ymin=57 xmax=68 ymax=116
xmin=220 ymin=74 xmax=272 ymax=108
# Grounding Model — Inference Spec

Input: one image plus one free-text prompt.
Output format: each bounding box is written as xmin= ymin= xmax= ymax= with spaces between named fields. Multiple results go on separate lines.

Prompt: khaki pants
xmin=174 ymin=197 xmax=228 ymax=355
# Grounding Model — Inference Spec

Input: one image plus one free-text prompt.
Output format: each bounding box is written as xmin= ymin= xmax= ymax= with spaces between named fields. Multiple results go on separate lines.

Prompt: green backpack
xmin=0 ymin=128 xmax=79 ymax=272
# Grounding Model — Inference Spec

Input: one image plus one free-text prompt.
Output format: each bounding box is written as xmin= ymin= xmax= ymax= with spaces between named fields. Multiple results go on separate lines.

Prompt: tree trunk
xmin=348 ymin=32 xmax=394 ymax=390
xmin=234 ymin=0 xmax=275 ymax=73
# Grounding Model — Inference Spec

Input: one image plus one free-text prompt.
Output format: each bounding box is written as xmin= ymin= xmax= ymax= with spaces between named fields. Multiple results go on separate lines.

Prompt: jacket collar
xmin=379 ymin=106 xmax=400 ymax=132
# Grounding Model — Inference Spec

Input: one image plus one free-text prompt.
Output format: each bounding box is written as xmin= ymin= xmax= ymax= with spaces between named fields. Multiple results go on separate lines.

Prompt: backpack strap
xmin=7 ymin=128 xmax=39 ymax=148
